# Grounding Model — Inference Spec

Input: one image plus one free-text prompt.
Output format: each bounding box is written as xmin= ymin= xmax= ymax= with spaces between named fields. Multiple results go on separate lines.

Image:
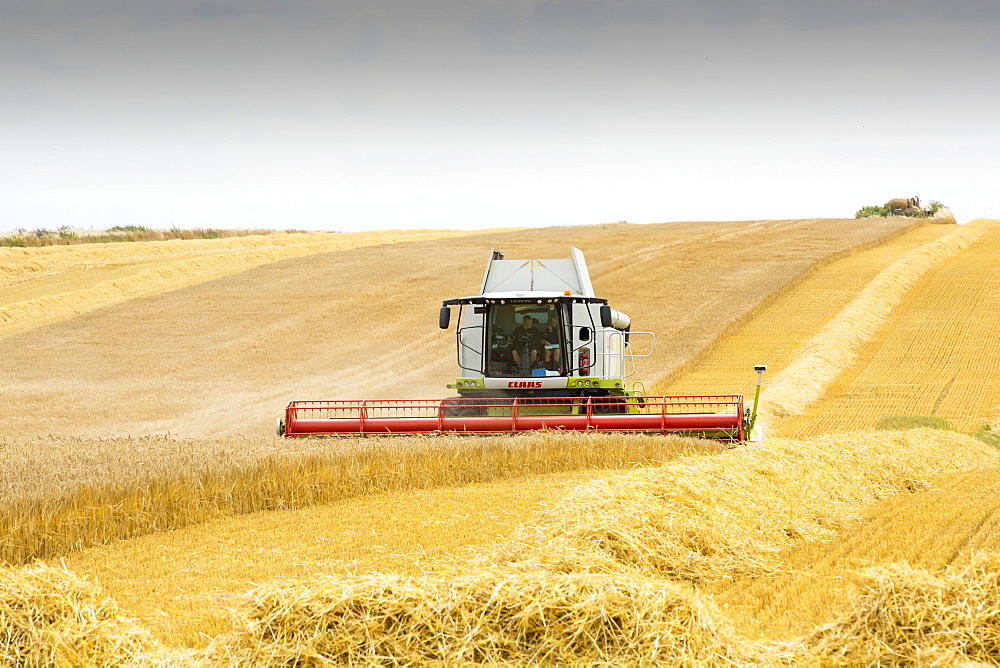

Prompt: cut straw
xmin=807 ymin=552 xmax=1000 ymax=665
xmin=763 ymin=220 xmax=994 ymax=424
xmin=0 ymin=562 xmax=160 ymax=666
xmin=484 ymin=429 xmax=1000 ymax=582
xmin=214 ymin=570 xmax=777 ymax=666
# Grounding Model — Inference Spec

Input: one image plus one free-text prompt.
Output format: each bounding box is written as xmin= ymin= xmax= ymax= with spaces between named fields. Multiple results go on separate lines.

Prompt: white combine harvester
xmin=280 ymin=248 xmax=764 ymax=441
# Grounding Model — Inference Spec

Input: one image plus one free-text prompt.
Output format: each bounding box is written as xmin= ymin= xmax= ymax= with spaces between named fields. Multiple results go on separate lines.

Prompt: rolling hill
xmin=5 ymin=216 xmax=1000 ymax=665
xmin=0 ymin=217 xmax=905 ymax=439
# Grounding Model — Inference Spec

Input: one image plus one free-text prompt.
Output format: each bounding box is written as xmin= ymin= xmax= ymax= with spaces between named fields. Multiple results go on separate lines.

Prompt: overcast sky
xmin=2 ymin=0 xmax=998 ymax=233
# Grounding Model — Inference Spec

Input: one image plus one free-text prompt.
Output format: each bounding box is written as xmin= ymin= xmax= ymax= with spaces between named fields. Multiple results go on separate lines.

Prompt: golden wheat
xmin=0 ymin=432 xmax=716 ymax=567
xmin=62 ymin=469 xmax=615 ymax=648
xmin=6 ymin=429 xmax=998 ymax=664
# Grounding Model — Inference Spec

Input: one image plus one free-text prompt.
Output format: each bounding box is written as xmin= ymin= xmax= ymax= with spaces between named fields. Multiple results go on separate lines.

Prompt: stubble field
xmin=4 ymin=216 xmax=1000 ymax=665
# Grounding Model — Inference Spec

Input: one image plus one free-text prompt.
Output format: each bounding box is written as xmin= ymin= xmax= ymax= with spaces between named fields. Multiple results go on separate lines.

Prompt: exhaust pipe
xmin=599 ymin=305 xmax=631 ymax=330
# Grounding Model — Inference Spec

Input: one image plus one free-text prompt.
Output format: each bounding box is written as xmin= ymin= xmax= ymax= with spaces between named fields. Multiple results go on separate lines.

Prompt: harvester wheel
xmin=275 ymin=418 xmax=286 ymax=436
xmin=591 ymin=396 xmax=627 ymax=414
xmin=441 ymin=397 xmax=484 ymax=417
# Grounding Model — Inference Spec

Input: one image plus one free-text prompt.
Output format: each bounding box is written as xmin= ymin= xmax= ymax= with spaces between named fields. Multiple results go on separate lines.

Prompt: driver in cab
xmin=509 ymin=314 xmax=542 ymax=368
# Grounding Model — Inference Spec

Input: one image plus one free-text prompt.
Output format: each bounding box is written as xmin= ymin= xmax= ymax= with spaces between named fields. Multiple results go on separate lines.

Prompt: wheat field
xmin=0 ymin=228 xmax=497 ymax=340
xmin=0 ymin=217 xmax=903 ymax=440
xmin=6 ymin=216 xmax=1000 ymax=665
xmin=654 ymin=222 xmax=956 ymax=399
xmin=658 ymin=219 xmax=1000 ymax=435
xmin=781 ymin=218 xmax=1000 ymax=435
xmin=7 ymin=429 xmax=998 ymax=665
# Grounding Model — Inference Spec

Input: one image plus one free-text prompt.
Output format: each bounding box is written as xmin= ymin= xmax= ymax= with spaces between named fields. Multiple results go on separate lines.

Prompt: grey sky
xmin=2 ymin=1 xmax=998 ymax=233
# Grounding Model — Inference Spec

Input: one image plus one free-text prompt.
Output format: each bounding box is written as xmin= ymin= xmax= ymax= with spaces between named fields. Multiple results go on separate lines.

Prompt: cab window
xmin=485 ymin=303 xmax=565 ymax=376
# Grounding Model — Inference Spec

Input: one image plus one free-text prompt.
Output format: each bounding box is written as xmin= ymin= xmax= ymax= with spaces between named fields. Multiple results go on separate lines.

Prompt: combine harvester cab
xmin=281 ymin=248 xmax=765 ymax=442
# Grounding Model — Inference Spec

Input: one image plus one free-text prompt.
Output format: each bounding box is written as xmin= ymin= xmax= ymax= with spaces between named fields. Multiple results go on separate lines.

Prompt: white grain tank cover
xmin=479 ymin=247 xmax=596 ymax=296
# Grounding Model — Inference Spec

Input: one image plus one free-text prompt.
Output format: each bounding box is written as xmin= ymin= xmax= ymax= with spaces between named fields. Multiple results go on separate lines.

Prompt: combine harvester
xmin=280 ymin=248 xmax=765 ymax=442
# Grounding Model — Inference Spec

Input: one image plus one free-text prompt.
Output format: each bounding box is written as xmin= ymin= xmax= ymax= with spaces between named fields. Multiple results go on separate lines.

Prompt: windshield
xmin=486 ymin=302 xmax=564 ymax=377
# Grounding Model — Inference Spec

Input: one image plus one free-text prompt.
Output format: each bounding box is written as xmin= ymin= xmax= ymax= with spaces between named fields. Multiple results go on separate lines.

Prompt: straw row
xmin=9 ymin=546 xmax=1000 ymax=665
xmin=763 ymin=219 xmax=994 ymax=423
xmin=776 ymin=218 xmax=1000 ymax=436
xmin=0 ymin=563 xmax=160 ymax=666
xmin=213 ymin=570 xmax=774 ymax=666
xmin=5 ymin=430 xmax=998 ymax=664
xmin=212 ymin=429 xmax=999 ymax=664
xmin=809 ymin=552 xmax=1000 ymax=665
xmin=484 ymin=428 xmax=1000 ymax=582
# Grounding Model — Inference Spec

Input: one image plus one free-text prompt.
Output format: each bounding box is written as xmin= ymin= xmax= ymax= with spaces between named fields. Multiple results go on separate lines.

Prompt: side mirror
xmin=600 ymin=305 xmax=613 ymax=328
xmin=579 ymin=326 xmax=590 ymax=341
xmin=439 ymin=306 xmax=451 ymax=330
